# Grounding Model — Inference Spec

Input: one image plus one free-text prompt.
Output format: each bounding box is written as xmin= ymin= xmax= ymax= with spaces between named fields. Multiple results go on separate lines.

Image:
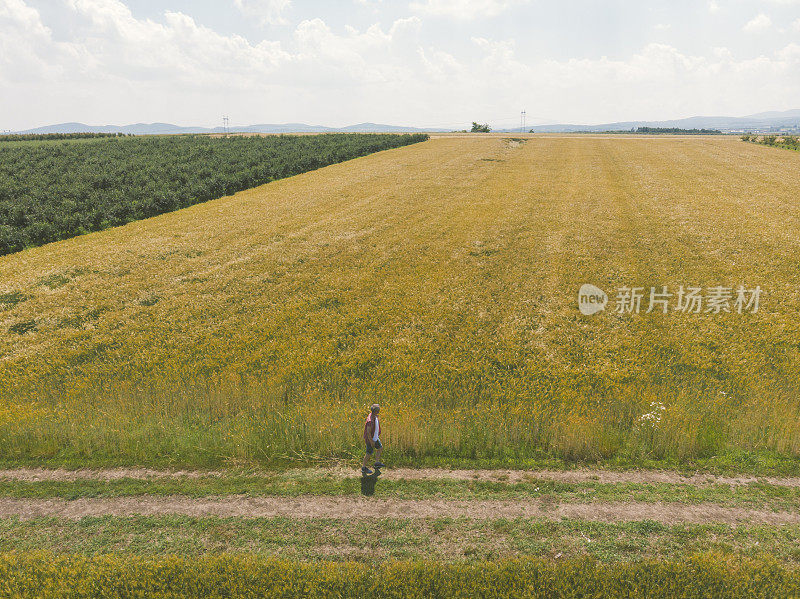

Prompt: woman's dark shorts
xmin=365 ymin=439 xmax=382 ymax=454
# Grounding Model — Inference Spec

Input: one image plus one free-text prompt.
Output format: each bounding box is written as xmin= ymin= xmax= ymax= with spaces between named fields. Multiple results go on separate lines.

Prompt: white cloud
xmin=3 ymin=0 xmax=800 ymax=130
xmin=233 ymin=0 xmax=290 ymax=25
xmin=654 ymin=23 xmax=671 ymax=31
xmin=0 ymin=0 xmax=84 ymax=82
xmin=776 ymin=42 xmax=800 ymax=60
xmin=288 ymin=17 xmax=421 ymax=87
xmin=417 ymin=46 xmax=463 ymax=80
xmin=470 ymin=36 xmax=517 ymax=75
xmin=0 ymin=0 xmax=47 ymax=35
xmin=743 ymin=13 xmax=772 ymax=32
xmin=409 ymin=0 xmax=528 ymax=19
xmin=2 ymin=0 xmax=423 ymax=94
xmin=415 ymin=38 xmax=800 ymax=124
xmin=792 ymin=18 xmax=800 ymax=31
xmin=57 ymin=0 xmax=291 ymax=90
xmin=708 ymin=1 xmax=720 ymax=13
xmin=712 ymin=46 xmax=732 ymax=59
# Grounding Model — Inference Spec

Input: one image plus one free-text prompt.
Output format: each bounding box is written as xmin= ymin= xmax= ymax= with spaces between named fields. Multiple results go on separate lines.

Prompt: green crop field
xmin=0 ymin=133 xmax=427 ymax=254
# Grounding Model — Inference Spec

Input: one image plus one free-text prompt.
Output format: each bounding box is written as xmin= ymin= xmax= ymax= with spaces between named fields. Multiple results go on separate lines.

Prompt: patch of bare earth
xmin=0 ymin=497 xmax=797 ymax=525
xmin=0 ymin=468 xmax=223 ymax=482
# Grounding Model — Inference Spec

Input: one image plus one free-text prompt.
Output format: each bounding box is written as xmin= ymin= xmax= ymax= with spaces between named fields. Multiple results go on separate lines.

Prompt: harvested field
xmin=2 ymin=135 xmax=800 ymax=471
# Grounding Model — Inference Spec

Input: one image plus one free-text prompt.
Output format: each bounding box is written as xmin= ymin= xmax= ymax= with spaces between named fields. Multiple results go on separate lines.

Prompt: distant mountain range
xmin=11 ymin=122 xmax=438 ymax=135
xmin=12 ymin=110 xmax=800 ymax=135
xmin=518 ymin=109 xmax=800 ymax=133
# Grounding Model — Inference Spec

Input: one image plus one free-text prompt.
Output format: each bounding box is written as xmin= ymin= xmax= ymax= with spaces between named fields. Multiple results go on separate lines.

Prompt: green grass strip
xmin=1 ymin=517 xmax=800 ymax=564
xmin=0 ymin=475 xmax=799 ymax=509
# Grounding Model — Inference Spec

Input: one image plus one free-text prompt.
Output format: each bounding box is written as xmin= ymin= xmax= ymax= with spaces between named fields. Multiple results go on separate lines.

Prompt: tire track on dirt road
xmin=2 ymin=467 xmax=799 ymax=487
xmin=0 ymin=496 xmax=798 ymax=525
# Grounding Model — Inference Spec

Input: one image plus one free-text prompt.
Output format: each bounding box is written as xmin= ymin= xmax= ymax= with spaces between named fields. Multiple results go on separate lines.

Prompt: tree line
xmin=0 ymin=133 xmax=428 ymax=255
xmin=741 ymin=134 xmax=799 ymax=150
xmin=0 ymin=132 xmax=131 ymax=142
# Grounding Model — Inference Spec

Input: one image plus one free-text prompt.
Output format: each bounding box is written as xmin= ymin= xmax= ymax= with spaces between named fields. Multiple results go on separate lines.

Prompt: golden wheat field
xmin=1 ymin=135 xmax=799 ymax=468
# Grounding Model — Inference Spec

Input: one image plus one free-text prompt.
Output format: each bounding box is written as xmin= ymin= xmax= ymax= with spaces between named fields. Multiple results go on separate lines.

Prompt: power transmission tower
xmin=223 ymin=115 xmax=230 ymax=137
xmin=520 ymin=110 xmax=526 ymax=133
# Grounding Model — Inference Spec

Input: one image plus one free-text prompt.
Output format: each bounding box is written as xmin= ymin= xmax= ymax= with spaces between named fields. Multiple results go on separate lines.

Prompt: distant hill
xmin=13 ymin=122 xmax=440 ymax=135
xmin=14 ymin=109 xmax=800 ymax=135
xmin=744 ymin=109 xmax=800 ymax=120
xmin=517 ymin=109 xmax=800 ymax=133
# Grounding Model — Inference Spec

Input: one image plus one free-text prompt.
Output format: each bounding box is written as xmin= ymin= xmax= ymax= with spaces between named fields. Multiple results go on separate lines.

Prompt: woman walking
xmin=362 ymin=404 xmax=385 ymax=474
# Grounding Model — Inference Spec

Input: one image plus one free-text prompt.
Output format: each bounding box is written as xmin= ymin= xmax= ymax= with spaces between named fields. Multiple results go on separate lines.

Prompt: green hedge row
xmin=0 ymin=552 xmax=796 ymax=598
xmin=0 ymin=133 xmax=128 ymax=142
xmin=741 ymin=134 xmax=799 ymax=149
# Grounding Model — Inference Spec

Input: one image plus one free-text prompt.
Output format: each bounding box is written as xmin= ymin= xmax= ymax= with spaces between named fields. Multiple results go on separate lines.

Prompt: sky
xmin=1 ymin=0 xmax=799 ymax=131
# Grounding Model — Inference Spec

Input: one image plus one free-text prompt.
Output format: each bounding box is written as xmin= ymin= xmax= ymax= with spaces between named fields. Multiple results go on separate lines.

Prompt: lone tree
xmin=471 ymin=122 xmax=491 ymax=133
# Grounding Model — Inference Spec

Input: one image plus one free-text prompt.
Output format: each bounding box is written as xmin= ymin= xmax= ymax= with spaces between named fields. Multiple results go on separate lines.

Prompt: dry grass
xmin=1 ymin=136 xmax=799 ymax=468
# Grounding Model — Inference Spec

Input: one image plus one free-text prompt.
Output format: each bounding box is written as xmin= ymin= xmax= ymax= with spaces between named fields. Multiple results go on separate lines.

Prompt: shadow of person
xmin=360 ymin=470 xmax=381 ymax=496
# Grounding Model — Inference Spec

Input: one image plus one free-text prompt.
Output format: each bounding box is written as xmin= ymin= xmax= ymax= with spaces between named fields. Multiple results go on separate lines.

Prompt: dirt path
xmin=327 ymin=468 xmax=800 ymax=487
xmin=2 ymin=467 xmax=799 ymax=487
xmin=0 ymin=496 xmax=797 ymax=524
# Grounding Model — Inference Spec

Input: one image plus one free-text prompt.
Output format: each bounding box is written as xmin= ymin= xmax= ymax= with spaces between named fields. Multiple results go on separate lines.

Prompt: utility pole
xmin=222 ymin=115 xmax=230 ymax=137
xmin=520 ymin=110 xmax=526 ymax=133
